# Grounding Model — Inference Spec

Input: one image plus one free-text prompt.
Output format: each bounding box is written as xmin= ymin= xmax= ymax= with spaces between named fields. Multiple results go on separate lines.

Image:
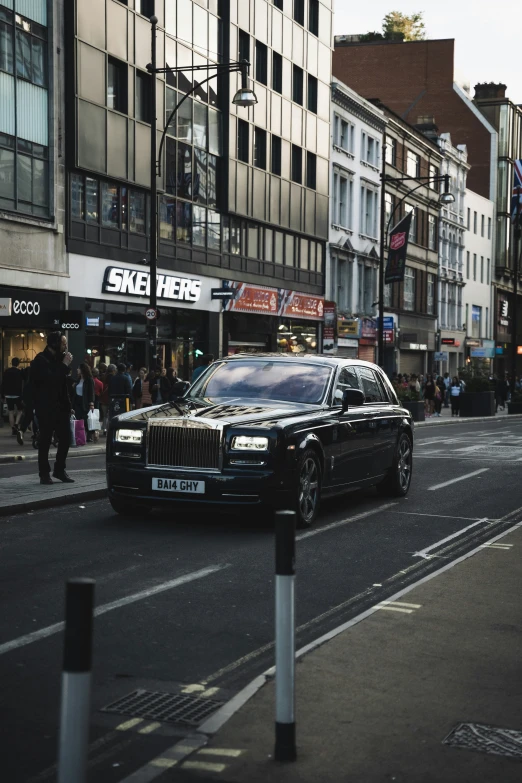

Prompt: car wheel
xmin=295 ymin=449 xmax=321 ymax=528
xmin=379 ymin=433 xmax=412 ymax=497
xmin=109 ymin=496 xmax=151 ymax=517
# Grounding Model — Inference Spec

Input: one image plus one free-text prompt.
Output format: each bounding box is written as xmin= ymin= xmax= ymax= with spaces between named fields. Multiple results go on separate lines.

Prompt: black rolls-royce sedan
xmin=107 ymin=355 xmax=414 ymax=527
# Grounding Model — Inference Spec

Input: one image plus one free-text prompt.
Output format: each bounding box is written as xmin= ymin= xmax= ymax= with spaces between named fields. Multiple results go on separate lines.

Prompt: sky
xmin=333 ymin=0 xmax=522 ymax=104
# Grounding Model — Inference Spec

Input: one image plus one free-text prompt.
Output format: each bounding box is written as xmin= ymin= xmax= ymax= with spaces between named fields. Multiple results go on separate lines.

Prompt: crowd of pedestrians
xmin=391 ymin=371 xmax=466 ymax=418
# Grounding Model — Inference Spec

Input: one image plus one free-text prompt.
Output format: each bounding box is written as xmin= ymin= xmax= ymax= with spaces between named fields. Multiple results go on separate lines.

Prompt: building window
xmin=473 ymin=253 xmax=477 ymax=281
xmin=15 ymin=13 xmax=47 ymax=87
xmin=254 ymin=127 xmax=267 ymax=169
xmin=271 ymin=134 xmax=282 ymax=175
xmin=361 ymin=132 xmax=380 ymax=167
xmin=429 ymin=163 xmax=439 ymax=188
xmin=291 ymin=144 xmax=302 ymax=183
xmin=384 ymin=192 xmax=393 ymax=227
xmin=272 ymin=51 xmax=282 ymax=93
xmin=428 ymin=215 xmax=437 ymax=250
xmin=293 ymin=0 xmax=305 ymax=26
xmin=405 ymin=203 xmax=417 ymax=243
xmin=487 ymin=258 xmax=490 ymax=284
xmin=86 ymin=177 xmax=99 ymax=223
xmin=427 ymin=273 xmax=435 ymax=314
xmin=467 ymin=207 xmax=470 ymax=229
xmin=481 ymin=214 xmax=485 ymax=237
xmin=488 ymin=217 xmax=492 ymax=239
xmin=309 ymin=0 xmax=319 ymax=36
xmin=306 ymin=151 xmax=316 ymax=189
xmin=471 ymin=305 xmax=481 ymax=338
xmin=385 ymin=136 xmax=396 ymax=165
xmin=237 ymin=119 xmax=249 ymax=163
xmin=238 ymin=29 xmax=250 ymax=63
xmin=404 ymin=268 xmax=415 ymax=311
xmin=107 ymin=57 xmax=128 ymax=113
xmin=333 ymin=171 xmax=353 ymax=229
xmin=293 ymin=65 xmax=303 ymax=105
xmin=466 ymin=251 xmax=470 ymax=279
xmin=383 ymin=283 xmax=392 ymax=308
xmin=273 ymin=0 xmax=283 ymax=9
xmin=0 ymin=133 xmax=49 ymax=217
xmin=101 ymin=182 xmax=120 ymax=228
xmin=307 ymin=74 xmax=317 ymax=114
xmin=0 ymin=9 xmax=14 ymax=75
xmin=334 ymin=115 xmax=354 ymax=154
xmin=255 ymin=40 xmax=267 ymax=85
xmin=139 ymin=0 xmax=154 ymax=16
xmin=136 ymin=71 xmax=151 ymax=123
xmin=480 ymin=255 xmax=484 ymax=283
xmin=360 ymin=186 xmax=378 ymax=238
xmin=406 ymin=150 xmax=420 ymax=178
xmin=473 ymin=211 xmax=477 ymax=233
xmin=71 ymin=173 xmax=84 ymax=219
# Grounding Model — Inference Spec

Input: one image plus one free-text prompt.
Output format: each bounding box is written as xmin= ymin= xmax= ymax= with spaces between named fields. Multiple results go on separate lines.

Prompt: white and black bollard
xmin=274 ymin=510 xmax=297 ymax=762
xmin=58 ymin=578 xmax=95 ymax=783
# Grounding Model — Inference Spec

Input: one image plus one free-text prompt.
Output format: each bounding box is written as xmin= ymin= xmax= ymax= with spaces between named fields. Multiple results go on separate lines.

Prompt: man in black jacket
xmin=31 ymin=332 xmax=74 ymax=485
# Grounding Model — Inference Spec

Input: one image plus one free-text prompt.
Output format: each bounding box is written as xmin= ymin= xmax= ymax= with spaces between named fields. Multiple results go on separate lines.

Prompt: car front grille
xmin=147 ymin=421 xmax=221 ymax=470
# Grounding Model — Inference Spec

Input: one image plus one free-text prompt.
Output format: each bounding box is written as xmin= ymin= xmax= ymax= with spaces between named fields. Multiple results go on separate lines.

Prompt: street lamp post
xmin=146 ymin=15 xmax=257 ymax=370
xmin=510 ymin=215 xmax=522 ymax=385
xmin=378 ymin=172 xmax=454 ymax=369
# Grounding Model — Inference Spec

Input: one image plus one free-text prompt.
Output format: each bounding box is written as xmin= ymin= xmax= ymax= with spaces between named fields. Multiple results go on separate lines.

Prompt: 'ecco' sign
xmin=102 ymin=267 xmax=201 ymax=303
xmin=13 ymin=300 xmax=40 ymax=315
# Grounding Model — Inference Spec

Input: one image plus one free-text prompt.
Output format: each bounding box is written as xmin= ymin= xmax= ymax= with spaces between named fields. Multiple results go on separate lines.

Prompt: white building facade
xmin=326 ymin=80 xmax=386 ymax=361
xmin=463 ymin=188 xmax=495 ymax=366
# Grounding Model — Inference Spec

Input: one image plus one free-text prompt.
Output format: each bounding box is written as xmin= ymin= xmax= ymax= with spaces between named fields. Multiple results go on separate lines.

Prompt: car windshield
xmin=189 ymin=360 xmax=332 ymax=405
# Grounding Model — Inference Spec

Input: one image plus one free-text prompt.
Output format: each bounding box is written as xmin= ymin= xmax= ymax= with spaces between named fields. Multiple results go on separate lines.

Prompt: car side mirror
xmin=342 ymin=388 xmax=365 ymax=413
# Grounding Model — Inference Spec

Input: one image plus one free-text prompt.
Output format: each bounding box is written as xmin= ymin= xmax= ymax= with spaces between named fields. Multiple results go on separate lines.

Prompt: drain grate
xmin=444 ymin=722 xmax=522 ymax=760
xmin=101 ymin=689 xmax=224 ymax=727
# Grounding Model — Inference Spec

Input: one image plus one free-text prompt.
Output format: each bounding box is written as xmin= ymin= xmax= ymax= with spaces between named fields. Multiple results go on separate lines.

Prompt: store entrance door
xmin=175 ymin=338 xmax=194 ymax=382
xmin=127 ymin=341 xmax=146 ymax=373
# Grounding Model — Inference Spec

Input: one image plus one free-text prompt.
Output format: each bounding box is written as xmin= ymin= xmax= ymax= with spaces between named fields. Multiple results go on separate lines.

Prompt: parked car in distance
xmin=107 ymin=355 xmax=414 ymax=527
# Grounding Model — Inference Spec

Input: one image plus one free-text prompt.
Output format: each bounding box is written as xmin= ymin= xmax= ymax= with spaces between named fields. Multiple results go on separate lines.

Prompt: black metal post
xmin=511 ymin=219 xmax=521 ymax=385
xmin=274 ymin=510 xmax=296 ymax=763
xmin=378 ymin=156 xmax=386 ymax=368
xmin=57 ymin=579 xmax=95 ymax=783
xmin=149 ymin=15 xmax=158 ymax=370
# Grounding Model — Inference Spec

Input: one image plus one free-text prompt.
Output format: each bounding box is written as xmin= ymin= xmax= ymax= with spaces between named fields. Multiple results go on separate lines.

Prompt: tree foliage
xmin=382 ymin=11 xmax=426 ymax=41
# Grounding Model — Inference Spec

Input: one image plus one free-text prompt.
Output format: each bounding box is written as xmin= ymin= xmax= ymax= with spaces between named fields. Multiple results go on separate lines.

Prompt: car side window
xmin=357 ymin=367 xmax=386 ymax=403
xmin=333 ymin=366 xmax=361 ymax=405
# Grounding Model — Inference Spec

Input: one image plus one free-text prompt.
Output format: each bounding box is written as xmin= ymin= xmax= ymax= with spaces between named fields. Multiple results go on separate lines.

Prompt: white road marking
xmin=197 ymin=748 xmax=243 ymax=758
xmin=481 ymin=543 xmax=513 ymax=550
xmin=413 ymin=519 xmax=488 ymax=559
xmin=381 ymin=600 xmax=421 ymax=609
xmin=182 ymin=760 xmax=227 ymax=773
xmin=376 ymin=605 xmax=413 ymax=614
xmin=116 ymin=719 xmax=144 ymax=732
xmin=138 ymin=723 xmax=161 ymax=735
xmin=393 ymin=512 xmax=482 ymax=521
xmin=297 ymin=502 xmax=397 ymax=541
xmin=0 ymin=564 xmax=229 ymax=657
xmin=427 ymin=468 xmax=489 ymax=491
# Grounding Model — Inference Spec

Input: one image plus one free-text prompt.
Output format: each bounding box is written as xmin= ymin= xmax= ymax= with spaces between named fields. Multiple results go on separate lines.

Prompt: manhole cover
xmin=101 ymin=689 xmax=224 ymax=727
xmin=444 ymin=722 xmax=522 ymax=760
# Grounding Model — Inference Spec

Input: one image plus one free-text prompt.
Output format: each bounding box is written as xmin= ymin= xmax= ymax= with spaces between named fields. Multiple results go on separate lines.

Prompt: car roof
xmin=222 ymin=353 xmax=383 ymax=371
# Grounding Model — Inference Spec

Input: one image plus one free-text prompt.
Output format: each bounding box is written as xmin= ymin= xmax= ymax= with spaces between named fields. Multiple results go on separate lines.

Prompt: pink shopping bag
xmin=75 ymin=419 xmax=86 ymax=446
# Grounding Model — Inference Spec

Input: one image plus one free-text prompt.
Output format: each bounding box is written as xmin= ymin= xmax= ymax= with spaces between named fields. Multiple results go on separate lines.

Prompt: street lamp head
xmin=150 ymin=15 xmax=158 ymax=25
xmin=439 ymin=192 xmax=455 ymax=205
xmin=233 ymin=87 xmax=258 ymax=107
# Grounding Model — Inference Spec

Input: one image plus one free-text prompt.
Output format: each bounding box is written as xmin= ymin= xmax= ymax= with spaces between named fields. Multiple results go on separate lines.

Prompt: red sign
xmin=282 ymin=292 xmax=324 ymax=320
xmin=441 ymin=338 xmax=455 ymax=345
xmin=224 ymin=282 xmax=324 ymax=321
xmin=390 ymin=231 xmax=407 ymax=251
xmin=383 ymin=330 xmax=394 ymax=343
xmin=227 ymin=284 xmax=279 ymax=315
xmin=360 ymin=317 xmax=377 ymax=340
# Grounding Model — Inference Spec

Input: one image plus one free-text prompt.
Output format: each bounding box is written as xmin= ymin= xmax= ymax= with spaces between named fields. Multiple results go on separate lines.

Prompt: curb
xmin=416 ymin=413 xmax=522 ymax=428
xmin=0 ymin=446 xmax=106 ymax=464
xmin=0 ymin=487 xmax=107 ymax=517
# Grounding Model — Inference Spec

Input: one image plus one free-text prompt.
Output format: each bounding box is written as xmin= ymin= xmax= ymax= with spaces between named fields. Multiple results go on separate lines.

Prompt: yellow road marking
xmin=201 ymin=687 xmax=220 ymax=698
xmin=116 ymin=718 xmax=144 ymax=731
xmin=181 ymin=684 xmax=206 ymax=694
xmin=138 ymin=722 xmax=161 ymax=735
xmin=182 ymin=760 xmax=227 ymax=773
xmin=198 ymin=748 xmax=243 ymax=758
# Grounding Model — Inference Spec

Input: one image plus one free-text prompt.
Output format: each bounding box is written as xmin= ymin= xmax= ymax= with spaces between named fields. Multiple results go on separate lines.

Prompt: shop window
xmin=136 ymin=71 xmax=151 ymax=123
xmin=101 ymin=182 xmax=120 ymax=228
xmin=208 ymin=209 xmax=221 ymax=251
xmin=193 ymin=205 xmax=206 ymax=247
xmin=254 ymin=127 xmax=267 ymax=169
xmin=194 ymin=147 xmax=207 ymax=204
xmin=255 ymin=40 xmax=267 ymax=86
xmin=86 ymin=177 xmax=99 ymax=223
xmin=271 ymin=135 xmax=282 ymax=176
xmin=272 ymin=51 xmax=282 ymax=94
xmin=306 ymin=151 xmax=316 ymax=190
xmin=177 ymin=201 xmax=192 ymax=243
xmin=15 ymin=13 xmax=47 ymax=87
xmin=129 ymin=190 xmax=145 ymax=233
xmin=177 ymin=142 xmax=192 ymax=200
xmin=307 ymin=75 xmax=317 ymax=114
xmin=291 ymin=145 xmax=302 ymax=184
xmin=71 ymin=173 xmax=85 ymax=219
xmin=107 ymin=56 xmax=127 ymax=114
xmin=237 ymin=119 xmax=249 ymax=163
xmin=160 ymin=195 xmax=175 ymax=241
xmin=292 ymin=65 xmax=303 ymax=105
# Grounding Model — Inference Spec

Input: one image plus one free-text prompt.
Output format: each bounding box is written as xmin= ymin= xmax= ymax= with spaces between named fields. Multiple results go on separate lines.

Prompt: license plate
xmin=152 ymin=477 xmax=205 ymax=494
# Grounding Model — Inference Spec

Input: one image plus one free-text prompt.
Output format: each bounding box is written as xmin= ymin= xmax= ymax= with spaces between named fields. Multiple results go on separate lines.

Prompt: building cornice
xmin=332 ymin=82 xmax=387 ymax=134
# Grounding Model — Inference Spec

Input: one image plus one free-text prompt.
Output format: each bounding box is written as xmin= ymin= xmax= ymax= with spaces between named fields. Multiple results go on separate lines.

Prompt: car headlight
xmin=231 ymin=435 xmax=269 ymax=451
xmin=115 ymin=429 xmax=143 ymax=444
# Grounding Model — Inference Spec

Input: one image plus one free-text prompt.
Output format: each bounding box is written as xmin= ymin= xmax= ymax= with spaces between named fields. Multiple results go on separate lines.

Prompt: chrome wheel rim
xmin=398 ymin=437 xmax=412 ymax=491
xmin=299 ymin=457 xmax=319 ymax=523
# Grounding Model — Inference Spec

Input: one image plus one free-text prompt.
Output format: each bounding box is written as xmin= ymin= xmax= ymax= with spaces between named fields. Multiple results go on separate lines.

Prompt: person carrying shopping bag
xmin=73 ymin=363 xmax=95 ymax=443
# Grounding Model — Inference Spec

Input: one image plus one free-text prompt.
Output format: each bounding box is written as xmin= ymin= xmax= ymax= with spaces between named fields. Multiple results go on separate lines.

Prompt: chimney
xmin=414 ymin=116 xmax=439 ymax=143
xmin=474 ymin=82 xmax=507 ymax=100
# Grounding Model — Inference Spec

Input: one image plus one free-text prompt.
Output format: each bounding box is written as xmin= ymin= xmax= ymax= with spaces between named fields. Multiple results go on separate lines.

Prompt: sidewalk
xmin=0 ymin=468 xmax=107 ymax=515
xmin=174 ymin=524 xmax=522 ymax=782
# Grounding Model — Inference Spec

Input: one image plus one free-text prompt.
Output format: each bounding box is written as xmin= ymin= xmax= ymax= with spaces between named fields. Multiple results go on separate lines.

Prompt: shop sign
xmin=471 ymin=348 xmax=488 ymax=358
xmin=223 ymin=281 xmax=324 ymax=321
xmin=0 ymin=298 xmax=12 ymax=316
xmin=441 ymin=337 xmax=455 ymax=345
xmin=360 ymin=318 xmax=377 ymax=340
xmin=466 ymin=339 xmax=480 ymax=347
xmin=13 ymin=299 xmax=41 ymax=315
xmin=495 ymin=345 xmax=504 ymax=355
xmin=407 ymin=343 xmax=428 ymax=350
xmin=323 ymin=301 xmax=337 ymax=354
xmin=482 ymin=340 xmax=496 ymax=359
xmin=338 ymin=338 xmax=359 ymax=348
xmin=102 ymin=267 xmax=202 ymax=303
xmin=282 ymin=291 xmax=324 ymax=320
xmin=338 ymin=318 xmax=359 ymax=337
xmin=434 ymin=352 xmax=448 ymax=362
xmin=51 ymin=310 xmax=83 ymax=330
xmin=498 ymin=294 xmax=511 ymax=330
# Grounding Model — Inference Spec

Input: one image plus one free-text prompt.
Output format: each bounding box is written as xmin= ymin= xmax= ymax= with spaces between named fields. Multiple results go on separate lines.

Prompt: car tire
xmin=294 ymin=449 xmax=321 ymax=528
xmin=379 ymin=432 xmax=413 ymax=497
xmin=109 ymin=496 xmax=151 ymax=517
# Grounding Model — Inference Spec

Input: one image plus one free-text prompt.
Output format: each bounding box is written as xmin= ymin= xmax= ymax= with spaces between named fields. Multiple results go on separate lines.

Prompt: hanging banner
xmin=385 ymin=212 xmax=413 ymax=284
xmin=322 ymin=301 xmax=337 ymax=354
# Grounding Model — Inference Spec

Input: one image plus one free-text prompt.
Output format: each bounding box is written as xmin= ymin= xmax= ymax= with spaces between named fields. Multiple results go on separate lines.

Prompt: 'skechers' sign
xmin=102 ymin=267 xmax=202 ymax=303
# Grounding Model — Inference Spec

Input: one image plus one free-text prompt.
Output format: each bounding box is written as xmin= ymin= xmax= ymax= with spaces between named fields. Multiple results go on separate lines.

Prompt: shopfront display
xmin=223 ymin=281 xmax=324 ymax=356
xmin=0 ymin=286 xmax=65 ymax=374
